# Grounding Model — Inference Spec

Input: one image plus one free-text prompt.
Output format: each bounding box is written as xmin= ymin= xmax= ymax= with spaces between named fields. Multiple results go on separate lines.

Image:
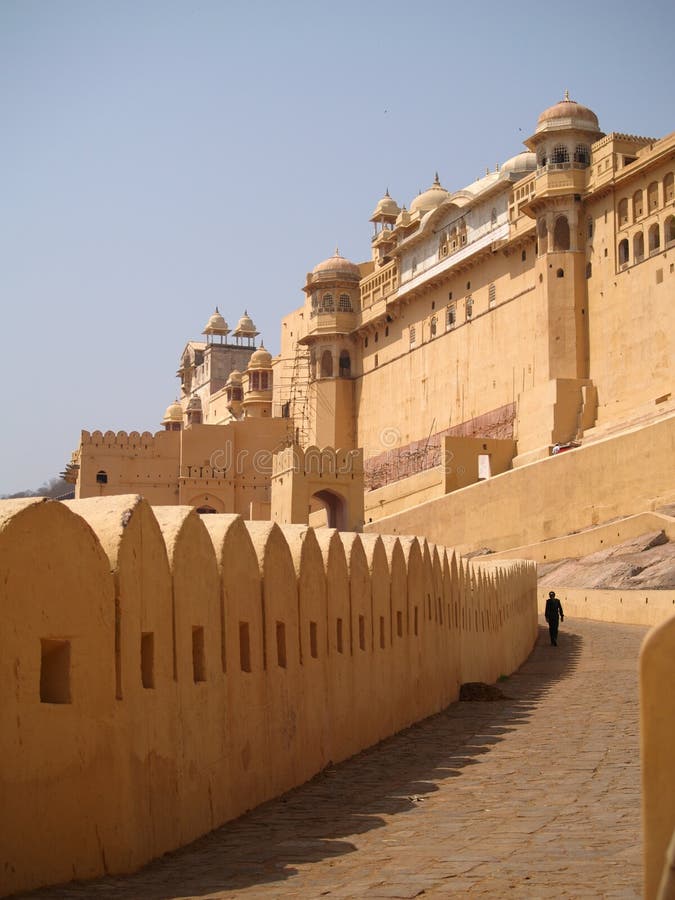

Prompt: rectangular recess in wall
xmin=336 ymin=618 xmax=343 ymax=653
xmin=276 ymin=621 xmax=287 ymax=668
xmin=192 ymin=626 xmax=206 ymax=683
xmin=141 ymin=632 xmax=154 ymax=689
xmin=309 ymin=621 xmax=318 ymax=659
xmin=379 ymin=616 xmax=385 ymax=649
xmin=396 ymin=610 xmax=403 ymax=637
xmin=40 ymin=639 xmax=71 ymax=704
xmin=358 ymin=615 xmax=365 ymax=651
xmin=414 ymin=606 xmax=419 ymax=636
xmin=239 ymin=621 xmax=251 ymax=672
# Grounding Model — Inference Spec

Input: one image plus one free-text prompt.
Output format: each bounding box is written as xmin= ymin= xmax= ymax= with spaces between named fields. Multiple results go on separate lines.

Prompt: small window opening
xmin=358 ymin=615 xmax=366 ymax=651
xmin=379 ymin=616 xmax=385 ymax=649
xmin=309 ymin=621 xmax=318 ymax=659
xmin=276 ymin=621 xmax=287 ymax=668
xmin=96 ymin=470 xmax=108 ymax=484
xmin=336 ymin=618 xmax=343 ymax=653
xmin=141 ymin=632 xmax=154 ymax=688
xmin=239 ymin=622 xmax=251 ymax=672
xmin=396 ymin=610 xmax=403 ymax=637
xmin=414 ymin=606 xmax=419 ymax=636
xmin=40 ymin=639 xmax=71 ymax=704
xmin=488 ymin=283 xmax=496 ymax=308
xmin=192 ymin=626 xmax=206 ymax=682
xmin=521 ymin=249 xmax=527 ymax=261
xmin=556 ymin=268 xmax=564 ymax=278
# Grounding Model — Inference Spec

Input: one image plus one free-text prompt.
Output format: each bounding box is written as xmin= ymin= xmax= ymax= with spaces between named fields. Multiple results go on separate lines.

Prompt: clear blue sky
xmin=1 ymin=0 xmax=673 ymax=495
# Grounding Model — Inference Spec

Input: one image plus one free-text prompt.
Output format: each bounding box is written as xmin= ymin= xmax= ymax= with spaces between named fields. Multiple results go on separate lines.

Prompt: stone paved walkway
xmin=21 ymin=617 xmax=647 ymax=899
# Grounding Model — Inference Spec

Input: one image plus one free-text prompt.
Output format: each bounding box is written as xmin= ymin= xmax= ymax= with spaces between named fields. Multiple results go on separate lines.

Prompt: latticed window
xmin=409 ymin=325 xmax=416 ymax=347
xmin=466 ymin=297 xmax=473 ymax=319
xmin=321 ymin=292 xmax=334 ymax=312
xmin=574 ymin=144 xmax=590 ymax=165
xmin=488 ymin=283 xmax=496 ymax=308
xmin=446 ymin=305 xmax=456 ymax=328
xmin=338 ymin=293 xmax=352 ymax=312
xmin=430 ymin=316 xmax=437 ymax=337
xmin=552 ymin=145 xmax=569 ymax=164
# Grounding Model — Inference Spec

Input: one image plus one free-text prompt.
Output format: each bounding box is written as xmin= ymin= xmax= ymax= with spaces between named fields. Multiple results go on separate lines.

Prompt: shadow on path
xmin=20 ymin=626 xmax=582 ymax=899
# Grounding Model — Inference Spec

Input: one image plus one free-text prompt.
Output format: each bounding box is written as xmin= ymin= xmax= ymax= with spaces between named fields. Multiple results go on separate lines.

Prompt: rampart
xmin=0 ymin=495 xmax=537 ymax=897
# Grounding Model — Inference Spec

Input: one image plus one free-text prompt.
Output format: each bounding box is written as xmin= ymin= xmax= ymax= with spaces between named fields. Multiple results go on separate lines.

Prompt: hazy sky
xmin=1 ymin=0 xmax=673 ymax=495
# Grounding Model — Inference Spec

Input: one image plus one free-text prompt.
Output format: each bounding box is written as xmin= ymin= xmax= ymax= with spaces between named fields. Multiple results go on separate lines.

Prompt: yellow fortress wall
xmin=0 ymin=495 xmax=536 ymax=897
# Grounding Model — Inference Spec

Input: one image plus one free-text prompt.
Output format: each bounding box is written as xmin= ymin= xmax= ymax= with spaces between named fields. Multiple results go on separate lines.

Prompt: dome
xmin=395 ymin=205 xmax=410 ymax=227
xmin=186 ymin=395 xmax=202 ymax=411
xmin=312 ymin=248 xmax=361 ymax=280
xmin=500 ymin=151 xmax=537 ymax=175
xmin=226 ymin=369 xmax=243 ymax=384
xmin=249 ymin=344 xmax=273 ymax=369
xmin=370 ymin=190 xmax=400 ymax=220
xmin=535 ymin=92 xmax=600 ymax=134
xmin=233 ymin=310 xmax=258 ymax=337
xmin=410 ymin=173 xmax=449 ymax=215
xmin=202 ymin=307 xmax=230 ymax=335
xmin=162 ymin=400 xmax=183 ymax=424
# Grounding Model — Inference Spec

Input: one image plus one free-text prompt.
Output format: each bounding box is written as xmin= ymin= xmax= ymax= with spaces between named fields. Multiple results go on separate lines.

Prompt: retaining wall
xmin=0 ymin=495 xmax=537 ymax=897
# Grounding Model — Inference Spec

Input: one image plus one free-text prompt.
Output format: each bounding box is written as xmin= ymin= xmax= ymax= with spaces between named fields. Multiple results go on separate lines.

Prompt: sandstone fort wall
xmin=0 ymin=495 xmax=536 ymax=897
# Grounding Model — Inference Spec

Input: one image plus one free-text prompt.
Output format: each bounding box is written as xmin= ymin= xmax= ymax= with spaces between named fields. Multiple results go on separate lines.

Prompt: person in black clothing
xmin=545 ymin=591 xmax=564 ymax=645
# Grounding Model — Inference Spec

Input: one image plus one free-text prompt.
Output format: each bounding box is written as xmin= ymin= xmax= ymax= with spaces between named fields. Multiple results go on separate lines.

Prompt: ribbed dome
xmin=226 ymin=369 xmax=243 ymax=383
xmin=410 ymin=173 xmax=449 ymax=214
xmin=202 ymin=307 xmax=230 ymax=335
xmin=500 ymin=151 xmax=537 ymax=174
xmin=186 ymin=395 xmax=202 ymax=410
xmin=371 ymin=190 xmax=400 ymax=220
xmin=535 ymin=93 xmax=600 ymax=134
xmin=249 ymin=344 xmax=272 ymax=368
xmin=162 ymin=401 xmax=183 ymax=424
xmin=233 ymin=310 xmax=258 ymax=336
xmin=312 ymin=248 xmax=361 ymax=280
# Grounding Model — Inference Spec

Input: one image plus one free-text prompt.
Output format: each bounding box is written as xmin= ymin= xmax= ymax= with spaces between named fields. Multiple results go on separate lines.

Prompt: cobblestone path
xmin=22 ymin=617 xmax=647 ymax=899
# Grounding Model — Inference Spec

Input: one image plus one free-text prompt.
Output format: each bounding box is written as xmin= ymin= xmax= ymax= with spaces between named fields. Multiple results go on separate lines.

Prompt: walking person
xmin=545 ymin=591 xmax=564 ymax=646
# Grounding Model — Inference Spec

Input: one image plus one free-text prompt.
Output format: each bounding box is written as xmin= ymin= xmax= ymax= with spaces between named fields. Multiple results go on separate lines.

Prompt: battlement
xmin=0 ymin=495 xmax=536 ymax=896
xmin=80 ymin=429 xmax=172 ymax=452
xmin=273 ymin=444 xmax=364 ymax=477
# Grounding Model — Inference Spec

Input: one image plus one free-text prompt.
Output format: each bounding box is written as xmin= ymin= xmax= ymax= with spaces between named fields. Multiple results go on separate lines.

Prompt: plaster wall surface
xmin=548 ymin=588 xmax=675 ymax=628
xmin=640 ymin=611 xmax=675 ymax=898
xmin=0 ymin=495 xmax=536 ymax=897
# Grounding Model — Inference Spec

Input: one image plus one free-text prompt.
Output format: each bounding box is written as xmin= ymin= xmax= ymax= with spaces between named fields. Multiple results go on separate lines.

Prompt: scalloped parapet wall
xmin=0 ymin=495 xmax=537 ymax=896
xmin=273 ymin=444 xmax=364 ymax=476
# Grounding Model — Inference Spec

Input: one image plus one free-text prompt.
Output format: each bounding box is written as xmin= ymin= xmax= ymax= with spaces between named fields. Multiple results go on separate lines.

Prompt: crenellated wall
xmin=0 ymin=496 xmax=537 ymax=897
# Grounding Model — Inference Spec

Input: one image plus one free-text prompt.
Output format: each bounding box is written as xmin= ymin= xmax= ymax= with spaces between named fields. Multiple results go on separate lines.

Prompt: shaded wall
xmin=0 ymin=496 xmax=537 ymax=897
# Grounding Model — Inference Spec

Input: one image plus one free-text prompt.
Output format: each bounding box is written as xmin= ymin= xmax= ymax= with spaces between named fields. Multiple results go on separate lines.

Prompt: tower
xmin=299 ymin=249 xmax=361 ymax=449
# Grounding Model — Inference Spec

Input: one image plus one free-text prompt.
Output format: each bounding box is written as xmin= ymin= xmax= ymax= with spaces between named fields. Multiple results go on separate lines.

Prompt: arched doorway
xmin=311 ymin=489 xmax=349 ymax=531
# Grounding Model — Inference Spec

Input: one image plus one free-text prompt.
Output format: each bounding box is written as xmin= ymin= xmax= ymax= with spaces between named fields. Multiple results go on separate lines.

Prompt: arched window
xmin=96 ymin=470 xmax=108 ymax=484
xmin=490 ymin=207 xmax=497 ymax=227
xmin=537 ymin=218 xmax=548 ymax=254
xmin=446 ymin=305 xmax=456 ymax=328
xmin=260 ymin=372 xmax=269 ymax=390
xmin=466 ymin=296 xmax=473 ymax=318
xmin=633 ymin=231 xmax=645 ymax=262
xmin=618 ymin=239 xmax=629 ymax=266
xmin=320 ymin=350 xmax=333 ymax=378
xmin=250 ymin=371 xmax=260 ymax=390
xmin=587 ymin=218 xmax=594 ymax=239
xmin=618 ymin=198 xmax=629 ymax=226
xmin=633 ymin=190 xmax=643 ymax=219
xmin=338 ymin=293 xmax=352 ymax=312
xmin=339 ymin=350 xmax=351 ymax=377
xmin=553 ymin=216 xmax=570 ymax=251
xmin=648 ymin=223 xmax=661 ymax=254
xmin=665 ymin=173 xmax=674 ymax=203
xmin=430 ymin=316 xmax=437 ymax=337
xmin=648 ymin=182 xmax=659 ymax=212
xmin=556 ymin=268 xmax=564 ymax=278
xmin=665 ymin=215 xmax=675 ymax=246
xmin=574 ymin=144 xmax=590 ymax=166
xmin=552 ymin=144 xmax=569 ymax=164
xmin=537 ymin=150 xmax=547 ymax=167
xmin=321 ymin=292 xmax=334 ymax=312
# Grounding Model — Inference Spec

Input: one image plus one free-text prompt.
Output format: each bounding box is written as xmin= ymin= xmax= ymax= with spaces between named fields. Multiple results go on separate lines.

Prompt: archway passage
xmin=311 ymin=489 xmax=349 ymax=531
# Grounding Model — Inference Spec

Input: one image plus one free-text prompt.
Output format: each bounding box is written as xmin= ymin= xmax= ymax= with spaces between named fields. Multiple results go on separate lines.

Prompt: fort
xmin=2 ymin=93 xmax=675 ymax=897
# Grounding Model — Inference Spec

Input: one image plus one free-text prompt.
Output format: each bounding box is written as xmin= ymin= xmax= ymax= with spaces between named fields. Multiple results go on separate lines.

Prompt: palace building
xmin=68 ymin=94 xmax=675 ymax=535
